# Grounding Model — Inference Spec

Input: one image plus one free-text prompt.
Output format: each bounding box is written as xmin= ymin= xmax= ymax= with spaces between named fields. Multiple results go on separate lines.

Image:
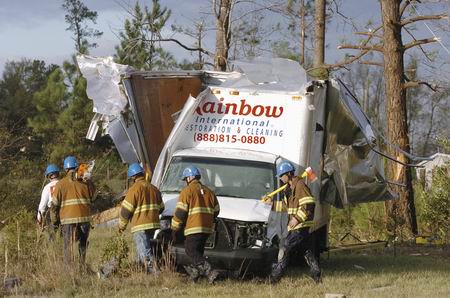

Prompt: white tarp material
xmin=77 ymin=55 xmax=131 ymax=116
xmin=77 ymin=55 xmax=142 ymax=163
xmin=225 ymin=57 xmax=308 ymax=93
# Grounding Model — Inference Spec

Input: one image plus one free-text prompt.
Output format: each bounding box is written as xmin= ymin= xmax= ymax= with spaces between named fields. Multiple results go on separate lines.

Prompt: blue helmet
xmin=181 ymin=166 xmax=201 ymax=180
xmin=44 ymin=164 xmax=60 ymax=177
xmin=276 ymin=161 xmax=295 ymax=177
xmin=63 ymin=156 xmax=78 ymax=170
xmin=128 ymin=163 xmax=144 ymax=178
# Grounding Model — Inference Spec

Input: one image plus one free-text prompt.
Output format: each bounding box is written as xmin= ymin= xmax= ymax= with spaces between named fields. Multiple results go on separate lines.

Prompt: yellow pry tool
xmin=261 ymin=184 xmax=287 ymax=204
xmin=261 ymin=169 xmax=311 ymax=204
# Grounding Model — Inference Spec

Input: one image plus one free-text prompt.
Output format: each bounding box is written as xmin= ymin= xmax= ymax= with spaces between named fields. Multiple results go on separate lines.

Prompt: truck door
xmin=124 ymin=73 xmax=203 ymax=169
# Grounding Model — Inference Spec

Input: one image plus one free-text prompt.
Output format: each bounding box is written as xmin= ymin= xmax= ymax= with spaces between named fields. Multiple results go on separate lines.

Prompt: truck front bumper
xmin=171 ymin=245 xmax=278 ymax=276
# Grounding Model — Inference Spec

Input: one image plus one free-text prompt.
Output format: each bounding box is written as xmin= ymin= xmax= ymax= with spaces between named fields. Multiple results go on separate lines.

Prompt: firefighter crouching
xmin=171 ymin=166 xmax=220 ymax=283
xmin=50 ymin=156 xmax=95 ymax=265
xmin=118 ymin=163 xmax=164 ymax=273
xmin=269 ymin=161 xmax=322 ymax=283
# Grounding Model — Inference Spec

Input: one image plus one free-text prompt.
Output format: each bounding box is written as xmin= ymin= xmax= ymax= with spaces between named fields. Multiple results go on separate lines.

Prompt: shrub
xmin=416 ymin=163 xmax=450 ymax=242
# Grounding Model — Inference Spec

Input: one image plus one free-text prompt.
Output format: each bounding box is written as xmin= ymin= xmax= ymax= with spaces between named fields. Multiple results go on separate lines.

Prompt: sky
xmin=0 ymin=0 xmax=449 ymax=81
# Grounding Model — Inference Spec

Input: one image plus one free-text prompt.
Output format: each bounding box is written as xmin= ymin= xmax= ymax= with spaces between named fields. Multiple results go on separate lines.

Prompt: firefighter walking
xmin=118 ymin=163 xmax=164 ymax=273
xmin=171 ymin=166 xmax=220 ymax=283
xmin=51 ymin=156 xmax=95 ymax=265
xmin=37 ymin=164 xmax=60 ymax=236
xmin=270 ymin=161 xmax=322 ymax=283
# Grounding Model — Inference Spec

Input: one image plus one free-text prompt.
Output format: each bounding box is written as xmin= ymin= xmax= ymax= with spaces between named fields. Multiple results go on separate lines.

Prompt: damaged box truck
xmin=79 ymin=56 xmax=393 ymax=275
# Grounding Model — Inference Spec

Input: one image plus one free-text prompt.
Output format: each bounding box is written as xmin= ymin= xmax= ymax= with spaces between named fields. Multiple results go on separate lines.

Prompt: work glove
xmin=37 ymin=213 xmax=42 ymax=224
xmin=288 ymin=217 xmax=299 ymax=229
xmin=261 ymin=195 xmax=272 ymax=205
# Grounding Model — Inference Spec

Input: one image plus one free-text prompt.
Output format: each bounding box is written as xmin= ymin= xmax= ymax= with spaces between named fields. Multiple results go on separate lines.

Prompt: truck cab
xmin=160 ymin=148 xmax=279 ymax=274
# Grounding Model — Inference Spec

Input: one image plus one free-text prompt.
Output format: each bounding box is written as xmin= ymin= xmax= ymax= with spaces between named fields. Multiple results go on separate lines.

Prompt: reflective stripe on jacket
xmin=171 ymin=180 xmax=220 ymax=236
xmin=272 ymin=193 xmax=288 ymax=212
xmin=286 ymin=177 xmax=316 ymax=231
xmin=51 ymin=171 xmax=94 ymax=225
xmin=119 ymin=177 xmax=164 ymax=233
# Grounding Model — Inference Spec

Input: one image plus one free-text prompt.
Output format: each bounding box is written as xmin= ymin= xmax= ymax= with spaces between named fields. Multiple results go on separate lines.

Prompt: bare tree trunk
xmin=422 ymin=99 xmax=437 ymax=155
xmin=380 ymin=0 xmax=417 ymax=236
xmin=300 ymin=0 xmax=306 ymax=66
xmin=313 ymin=0 xmax=325 ymax=68
xmin=214 ymin=0 xmax=233 ymax=71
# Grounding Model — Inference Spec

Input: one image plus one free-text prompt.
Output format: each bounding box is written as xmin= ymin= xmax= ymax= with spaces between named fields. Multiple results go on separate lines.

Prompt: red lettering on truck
xmin=196 ymin=98 xmax=284 ymax=118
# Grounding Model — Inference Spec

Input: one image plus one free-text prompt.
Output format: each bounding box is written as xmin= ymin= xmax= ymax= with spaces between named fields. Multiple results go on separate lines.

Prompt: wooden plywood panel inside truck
xmin=129 ymin=74 xmax=202 ymax=168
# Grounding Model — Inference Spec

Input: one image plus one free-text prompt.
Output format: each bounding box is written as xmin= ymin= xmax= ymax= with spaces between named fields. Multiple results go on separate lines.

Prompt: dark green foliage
xmin=115 ymin=0 xmax=176 ymax=70
xmin=62 ymin=0 xmax=103 ymax=54
xmin=415 ymin=164 xmax=450 ymax=242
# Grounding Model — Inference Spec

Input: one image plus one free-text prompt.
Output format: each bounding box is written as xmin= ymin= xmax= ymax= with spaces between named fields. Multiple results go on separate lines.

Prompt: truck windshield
xmin=160 ymin=156 xmax=275 ymax=199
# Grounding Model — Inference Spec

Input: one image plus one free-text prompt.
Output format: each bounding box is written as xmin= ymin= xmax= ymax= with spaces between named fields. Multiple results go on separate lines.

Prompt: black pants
xmin=272 ymin=228 xmax=319 ymax=279
xmin=62 ymin=223 xmax=90 ymax=264
xmin=185 ymin=233 xmax=209 ymax=265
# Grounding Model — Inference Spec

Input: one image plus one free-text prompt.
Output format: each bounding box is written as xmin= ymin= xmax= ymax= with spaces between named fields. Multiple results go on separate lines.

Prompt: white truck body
xmin=79 ymin=56 xmax=392 ymax=274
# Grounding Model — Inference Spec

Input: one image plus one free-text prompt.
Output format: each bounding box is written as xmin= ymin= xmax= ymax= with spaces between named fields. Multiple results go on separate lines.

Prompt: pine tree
xmin=115 ymin=3 xmax=147 ymax=69
xmin=115 ymin=0 xmax=176 ymax=70
xmin=62 ymin=0 xmax=103 ymax=54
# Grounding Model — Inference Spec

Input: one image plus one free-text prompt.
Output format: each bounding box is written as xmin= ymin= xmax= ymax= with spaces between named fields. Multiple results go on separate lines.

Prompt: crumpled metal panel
xmin=321 ymin=80 xmax=394 ymax=207
xmin=105 ymin=117 xmax=140 ymax=164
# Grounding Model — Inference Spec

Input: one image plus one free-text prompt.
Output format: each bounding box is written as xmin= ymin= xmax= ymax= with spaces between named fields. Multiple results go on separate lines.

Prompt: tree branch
xmin=403 ymin=80 xmax=438 ymax=92
xmin=403 ymin=27 xmax=433 ymax=62
xmin=323 ymin=49 xmax=371 ymax=70
xmin=142 ymin=38 xmax=213 ymax=56
xmin=330 ymin=25 xmax=384 ymax=70
xmin=400 ymin=14 xmax=448 ymax=27
xmin=399 ymin=0 xmax=412 ymax=18
xmin=403 ymin=37 xmax=438 ymax=50
xmin=338 ymin=44 xmax=384 ymax=52
xmin=354 ymin=31 xmax=384 ymax=39
xmin=359 ymin=60 xmax=384 ymax=67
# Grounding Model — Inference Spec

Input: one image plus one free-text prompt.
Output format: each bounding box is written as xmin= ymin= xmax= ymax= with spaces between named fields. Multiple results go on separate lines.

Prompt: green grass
xmin=2 ymin=226 xmax=449 ymax=298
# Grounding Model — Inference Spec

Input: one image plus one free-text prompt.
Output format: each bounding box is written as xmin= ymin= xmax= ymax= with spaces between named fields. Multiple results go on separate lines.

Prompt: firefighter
xmin=118 ymin=163 xmax=164 ymax=273
xmin=50 ymin=156 xmax=95 ymax=265
xmin=269 ymin=161 xmax=322 ymax=284
xmin=37 ymin=164 xmax=60 ymax=227
xmin=171 ymin=166 xmax=220 ymax=283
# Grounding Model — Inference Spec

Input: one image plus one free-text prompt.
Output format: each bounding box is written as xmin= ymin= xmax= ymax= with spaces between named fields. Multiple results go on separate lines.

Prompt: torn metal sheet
xmin=321 ymin=80 xmax=394 ymax=207
xmin=106 ymin=117 xmax=140 ymax=164
xmin=86 ymin=113 xmax=103 ymax=141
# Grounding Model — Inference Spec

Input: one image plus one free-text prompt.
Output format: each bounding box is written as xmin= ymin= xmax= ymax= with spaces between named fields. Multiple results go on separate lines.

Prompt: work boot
xmin=204 ymin=262 xmax=219 ymax=284
xmin=268 ymin=263 xmax=282 ymax=284
xmin=183 ymin=265 xmax=200 ymax=282
xmin=146 ymin=264 xmax=161 ymax=275
xmin=304 ymin=250 xmax=322 ymax=284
